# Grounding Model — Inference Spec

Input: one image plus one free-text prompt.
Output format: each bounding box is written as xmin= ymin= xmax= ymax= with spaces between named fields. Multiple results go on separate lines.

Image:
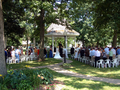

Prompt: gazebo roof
xmin=45 ymin=23 xmax=80 ymax=37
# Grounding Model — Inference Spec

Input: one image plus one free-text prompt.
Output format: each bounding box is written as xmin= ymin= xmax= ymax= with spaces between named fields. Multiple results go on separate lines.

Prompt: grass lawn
xmin=39 ymin=68 xmax=120 ymax=90
xmin=62 ymin=59 xmax=120 ymax=79
xmin=6 ymin=58 xmax=62 ymax=70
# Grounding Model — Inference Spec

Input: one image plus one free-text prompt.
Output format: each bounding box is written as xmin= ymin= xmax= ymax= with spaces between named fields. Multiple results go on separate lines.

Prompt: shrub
xmin=0 ymin=69 xmax=54 ymax=89
xmin=3 ymin=70 xmax=28 ymax=89
xmin=36 ymin=69 xmax=53 ymax=85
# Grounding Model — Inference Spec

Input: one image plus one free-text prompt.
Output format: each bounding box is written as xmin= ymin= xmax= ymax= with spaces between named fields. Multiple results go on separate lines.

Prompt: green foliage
xmin=37 ymin=69 xmax=53 ymax=85
xmin=0 ymin=69 xmax=53 ymax=89
xmin=3 ymin=70 xmax=28 ymax=89
xmin=3 ymin=0 xmax=25 ymax=46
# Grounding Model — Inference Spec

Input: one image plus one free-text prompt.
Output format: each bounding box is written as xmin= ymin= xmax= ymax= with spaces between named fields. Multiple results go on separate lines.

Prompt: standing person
xmin=59 ymin=42 xmax=62 ymax=49
xmin=37 ymin=48 xmax=40 ymax=56
xmin=44 ymin=47 xmax=47 ymax=58
xmin=117 ymin=47 xmax=120 ymax=56
xmin=70 ymin=45 xmax=74 ymax=56
xmin=11 ymin=48 xmax=15 ymax=62
xmin=117 ymin=46 xmax=120 ymax=64
xmin=109 ymin=48 xmax=113 ymax=61
xmin=20 ymin=47 xmax=23 ymax=55
xmin=34 ymin=47 xmax=38 ymax=56
xmin=54 ymin=46 xmax=62 ymax=58
xmin=111 ymin=47 xmax=116 ymax=59
xmin=7 ymin=48 xmax=11 ymax=59
xmin=94 ymin=48 xmax=101 ymax=67
xmin=5 ymin=48 xmax=7 ymax=63
xmin=15 ymin=47 xmax=20 ymax=63
xmin=91 ymin=48 xmax=95 ymax=62
xmin=59 ymin=42 xmax=63 ymax=57
xmin=85 ymin=48 xmax=89 ymax=59
xmin=49 ymin=45 xmax=53 ymax=58
xmin=102 ymin=49 xmax=107 ymax=60
xmin=104 ymin=46 xmax=109 ymax=59
xmin=74 ymin=47 xmax=78 ymax=60
xmin=60 ymin=46 xmax=63 ymax=57
xmin=80 ymin=47 xmax=85 ymax=58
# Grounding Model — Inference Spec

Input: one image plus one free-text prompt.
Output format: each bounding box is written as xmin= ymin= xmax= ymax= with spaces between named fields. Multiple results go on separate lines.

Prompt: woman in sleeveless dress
xmin=54 ymin=46 xmax=62 ymax=58
xmin=49 ymin=45 xmax=53 ymax=58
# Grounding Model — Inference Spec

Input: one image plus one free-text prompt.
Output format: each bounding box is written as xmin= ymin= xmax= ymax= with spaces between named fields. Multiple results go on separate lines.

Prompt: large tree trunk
xmin=112 ymin=30 xmax=117 ymax=48
xmin=39 ymin=8 xmax=45 ymax=61
xmin=0 ymin=0 xmax=7 ymax=76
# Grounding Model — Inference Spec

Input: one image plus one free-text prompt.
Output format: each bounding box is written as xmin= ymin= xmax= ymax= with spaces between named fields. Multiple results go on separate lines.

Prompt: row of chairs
xmin=71 ymin=55 xmax=120 ymax=68
xmin=7 ymin=54 xmax=38 ymax=64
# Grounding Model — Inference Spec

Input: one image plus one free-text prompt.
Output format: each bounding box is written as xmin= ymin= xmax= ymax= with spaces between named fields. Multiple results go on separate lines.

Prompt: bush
xmin=0 ymin=69 xmax=53 ymax=90
xmin=36 ymin=69 xmax=53 ymax=85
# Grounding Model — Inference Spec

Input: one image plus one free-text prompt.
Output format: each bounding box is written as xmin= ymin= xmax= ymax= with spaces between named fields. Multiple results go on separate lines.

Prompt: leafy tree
xmin=3 ymin=0 xmax=25 ymax=46
xmin=92 ymin=0 xmax=120 ymax=47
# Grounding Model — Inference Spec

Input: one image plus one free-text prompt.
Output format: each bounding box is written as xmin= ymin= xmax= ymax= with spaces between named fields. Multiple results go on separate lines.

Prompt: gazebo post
xmin=55 ymin=38 xmax=57 ymax=47
xmin=66 ymin=36 xmax=67 ymax=49
xmin=52 ymin=36 xmax=54 ymax=55
xmin=74 ymin=37 xmax=76 ymax=47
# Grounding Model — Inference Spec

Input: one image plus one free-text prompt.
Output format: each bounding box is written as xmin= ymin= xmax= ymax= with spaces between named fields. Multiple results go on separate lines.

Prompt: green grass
xmin=62 ymin=59 xmax=120 ymax=79
xmin=6 ymin=58 xmax=62 ymax=70
xmin=39 ymin=68 xmax=120 ymax=90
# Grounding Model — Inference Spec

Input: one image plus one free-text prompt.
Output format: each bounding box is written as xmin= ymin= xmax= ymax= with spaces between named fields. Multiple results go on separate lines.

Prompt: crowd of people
xmin=71 ymin=45 xmax=120 ymax=67
xmin=5 ymin=47 xmax=23 ymax=63
xmin=4 ymin=46 xmax=52 ymax=63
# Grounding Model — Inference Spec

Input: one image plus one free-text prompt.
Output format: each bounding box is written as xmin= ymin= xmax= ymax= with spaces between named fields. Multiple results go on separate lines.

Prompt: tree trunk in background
xmin=0 ymin=0 xmax=7 ymax=76
xmin=39 ymin=7 xmax=45 ymax=61
xmin=82 ymin=39 xmax=84 ymax=47
xmin=112 ymin=30 xmax=117 ymax=48
xmin=27 ymin=37 xmax=28 ymax=56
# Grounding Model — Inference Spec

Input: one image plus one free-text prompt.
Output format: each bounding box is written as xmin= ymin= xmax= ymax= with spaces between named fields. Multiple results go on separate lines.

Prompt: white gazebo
xmin=45 ymin=23 xmax=80 ymax=56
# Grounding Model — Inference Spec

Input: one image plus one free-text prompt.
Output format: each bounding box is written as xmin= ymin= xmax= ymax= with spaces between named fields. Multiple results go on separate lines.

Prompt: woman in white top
xmin=11 ymin=48 xmax=15 ymax=61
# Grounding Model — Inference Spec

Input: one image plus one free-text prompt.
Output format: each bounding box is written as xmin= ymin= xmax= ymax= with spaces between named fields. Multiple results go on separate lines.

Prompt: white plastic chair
xmin=78 ymin=56 xmax=82 ymax=62
xmin=82 ymin=56 xmax=87 ymax=63
xmin=96 ymin=59 xmax=104 ymax=68
xmin=104 ymin=59 xmax=111 ymax=68
xmin=20 ymin=56 xmax=26 ymax=62
xmin=71 ymin=54 xmax=74 ymax=59
xmin=9 ymin=58 xmax=13 ymax=64
xmin=111 ymin=58 xmax=119 ymax=68
xmin=26 ymin=56 xmax=30 ymax=61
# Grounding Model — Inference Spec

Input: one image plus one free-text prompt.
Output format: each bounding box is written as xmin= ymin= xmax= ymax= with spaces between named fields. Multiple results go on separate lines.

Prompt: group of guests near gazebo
xmin=49 ymin=42 xmax=63 ymax=58
xmin=70 ymin=45 xmax=120 ymax=67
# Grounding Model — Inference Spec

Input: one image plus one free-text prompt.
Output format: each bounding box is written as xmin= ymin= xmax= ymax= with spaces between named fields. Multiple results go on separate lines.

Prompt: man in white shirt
xmin=91 ymin=48 xmax=95 ymax=62
xmin=111 ymin=47 xmax=116 ymax=59
xmin=15 ymin=47 xmax=20 ymax=63
xmin=94 ymin=48 xmax=101 ymax=67
xmin=104 ymin=46 xmax=109 ymax=59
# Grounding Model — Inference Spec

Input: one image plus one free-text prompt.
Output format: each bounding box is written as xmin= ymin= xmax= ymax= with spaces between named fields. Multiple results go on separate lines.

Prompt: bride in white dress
xmin=54 ymin=47 xmax=62 ymax=59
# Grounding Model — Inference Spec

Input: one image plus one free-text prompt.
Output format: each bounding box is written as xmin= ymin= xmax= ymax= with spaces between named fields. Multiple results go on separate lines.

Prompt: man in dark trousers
xmin=80 ymin=47 xmax=85 ymax=58
xmin=44 ymin=47 xmax=47 ymax=58
xmin=70 ymin=45 xmax=74 ymax=55
xmin=59 ymin=42 xmax=63 ymax=57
